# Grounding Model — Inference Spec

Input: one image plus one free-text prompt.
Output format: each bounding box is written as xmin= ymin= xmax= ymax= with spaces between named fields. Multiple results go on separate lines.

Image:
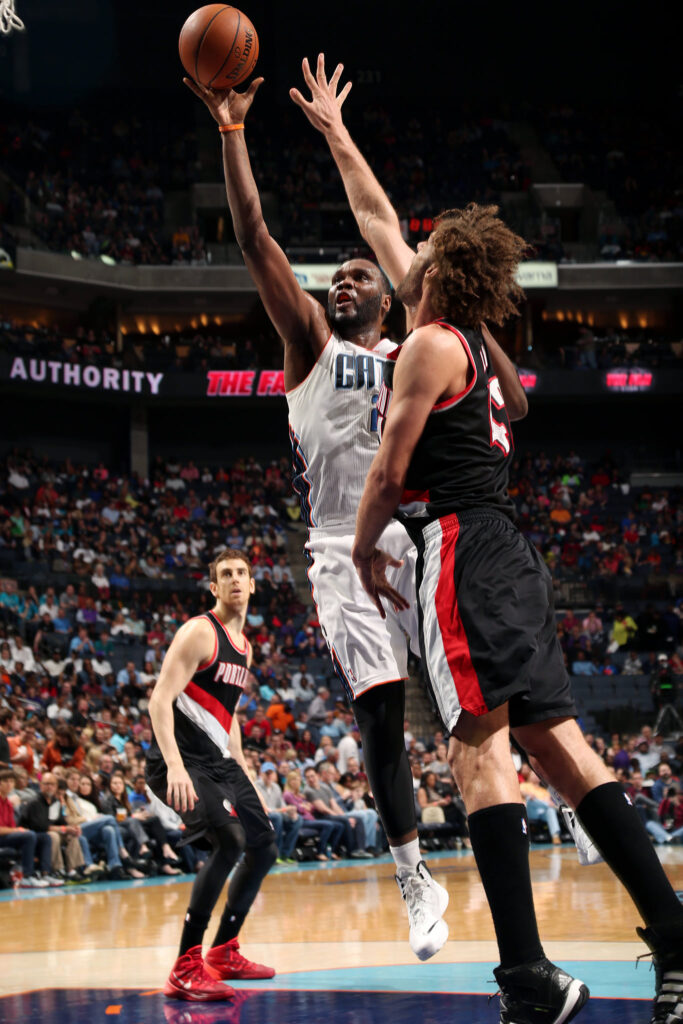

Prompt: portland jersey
xmin=148 ymin=610 xmax=250 ymax=771
xmin=378 ymin=320 xmax=516 ymax=522
xmin=287 ymin=333 xmax=398 ymax=530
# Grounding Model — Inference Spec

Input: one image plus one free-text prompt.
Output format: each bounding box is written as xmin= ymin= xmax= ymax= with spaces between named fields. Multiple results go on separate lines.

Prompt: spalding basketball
xmin=179 ymin=5 xmax=259 ymax=90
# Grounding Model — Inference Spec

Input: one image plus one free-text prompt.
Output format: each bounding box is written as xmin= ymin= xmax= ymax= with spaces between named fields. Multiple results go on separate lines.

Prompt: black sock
xmin=178 ymin=908 xmax=211 ymax=957
xmin=577 ymin=782 xmax=683 ymax=932
xmin=468 ymin=803 xmax=544 ymax=969
xmin=212 ymin=907 xmax=246 ymax=947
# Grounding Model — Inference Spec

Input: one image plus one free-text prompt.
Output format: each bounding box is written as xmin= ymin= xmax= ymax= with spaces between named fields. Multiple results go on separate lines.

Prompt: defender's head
xmin=395 ymin=203 xmax=527 ymax=326
xmin=327 ymin=259 xmax=392 ymax=339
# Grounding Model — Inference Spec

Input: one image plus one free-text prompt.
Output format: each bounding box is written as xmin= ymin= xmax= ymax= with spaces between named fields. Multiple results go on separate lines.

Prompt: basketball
xmin=179 ymin=5 xmax=259 ymax=90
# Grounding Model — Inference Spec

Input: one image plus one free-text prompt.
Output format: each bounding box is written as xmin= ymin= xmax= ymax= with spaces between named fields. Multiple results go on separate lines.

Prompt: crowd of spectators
xmin=3 ymin=316 xmax=682 ymax=378
xmin=0 ymin=445 xmax=681 ymax=887
xmin=537 ymin=103 xmax=681 ymax=262
xmin=547 ymin=327 xmax=683 ymax=372
xmin=1 ymin=110 xmax=204 ymax=265
xmin=3 ymin=97 xmax=679 ymax=265
xmin=510 ymin=450 xmax=682 ymax=601
xmin=0 ymin=318 xmax=282 ymax=375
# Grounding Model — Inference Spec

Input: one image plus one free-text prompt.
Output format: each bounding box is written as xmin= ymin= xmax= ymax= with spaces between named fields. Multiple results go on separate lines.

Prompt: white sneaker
xmin=19 ymin=876 xmax=50 ymax=888
xmin=395 ymin=860 xmax=449 ymax=961
xmin=42 ymin=874 xmax=65 ymax=887
xmin=560 ymin=805 xmax=603 ymax=866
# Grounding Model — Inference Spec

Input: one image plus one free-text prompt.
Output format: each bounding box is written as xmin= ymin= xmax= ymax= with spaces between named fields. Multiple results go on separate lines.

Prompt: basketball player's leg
xmin=449 ymin=704 xmax=545 ymax=970
xmin=203 ymin=763 xmax=277 ymax=981
xmin=312 ymin=530 xmax=448 ymax=957
xmin=448 ymin=704 xmax=589 ymax=1022
xmin=515 ymin=716 xmax=683 ymax=937
xmin=180 ymin=820 xmax=247 ymax=955
xmin=312 ymin=534 xmax=419 ymax=849
xmin=353 ymin=680 xmax=416 ymax=846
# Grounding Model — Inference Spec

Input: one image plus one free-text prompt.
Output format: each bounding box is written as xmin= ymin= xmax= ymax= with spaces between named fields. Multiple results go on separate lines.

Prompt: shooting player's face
xmin=327 ymin=260 xmax=389 ymax=333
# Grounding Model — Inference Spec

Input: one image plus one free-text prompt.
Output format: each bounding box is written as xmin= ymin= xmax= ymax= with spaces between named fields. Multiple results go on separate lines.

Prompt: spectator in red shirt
xmin=0 ymin=768 xmax=51 ymax=887
xmin=243 ymin=706 xmax=272 ymax=741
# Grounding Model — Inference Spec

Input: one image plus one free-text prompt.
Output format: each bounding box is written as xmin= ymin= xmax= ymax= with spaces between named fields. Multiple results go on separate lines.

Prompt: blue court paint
xmin=230 ymin=960 xmax=652 ymax=1000
xmin=0 ymin=988 xmax=650 ymax=1024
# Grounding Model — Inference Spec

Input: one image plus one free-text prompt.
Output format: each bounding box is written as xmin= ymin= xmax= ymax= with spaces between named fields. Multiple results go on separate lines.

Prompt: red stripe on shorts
xmin=434 ymin=517 xmax=488 ymax=716
xmin=185 ymin=680 xmax=233 ymax=735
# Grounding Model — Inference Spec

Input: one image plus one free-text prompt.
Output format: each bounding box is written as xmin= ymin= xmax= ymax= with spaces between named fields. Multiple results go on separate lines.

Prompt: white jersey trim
xmin=176 ymin=691 xmax=230 ymax=757
xmin=418 ymin=519 xmax=463 ymax=733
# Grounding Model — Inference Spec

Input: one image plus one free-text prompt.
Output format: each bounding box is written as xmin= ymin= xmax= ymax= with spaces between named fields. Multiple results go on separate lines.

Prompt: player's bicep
xmin=150 ymin=621 xmax=213 ymax=705
xmin=379 ymin=332 xmax=450 ymax=476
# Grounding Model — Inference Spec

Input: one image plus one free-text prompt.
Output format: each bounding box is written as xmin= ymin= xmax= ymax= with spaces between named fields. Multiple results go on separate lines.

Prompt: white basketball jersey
xmin=287 ymin=333 xmax=398 ymax=530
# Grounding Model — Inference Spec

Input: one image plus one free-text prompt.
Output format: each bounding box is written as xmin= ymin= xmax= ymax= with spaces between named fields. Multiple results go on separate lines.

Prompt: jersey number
xmin=488 ymin=377 xmax=511 ymax=455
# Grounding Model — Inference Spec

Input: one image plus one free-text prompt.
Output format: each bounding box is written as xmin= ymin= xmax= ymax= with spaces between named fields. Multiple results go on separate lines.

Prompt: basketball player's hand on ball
xmin=352 ymin=547 xmax=410 ymax=619
xmin=290 ymin=53 xmax=352 ymax=134
xmin=183 ymin=75 xmax=264 ymax=127
xmin=167 ymin=764 xmax=199 ymax=813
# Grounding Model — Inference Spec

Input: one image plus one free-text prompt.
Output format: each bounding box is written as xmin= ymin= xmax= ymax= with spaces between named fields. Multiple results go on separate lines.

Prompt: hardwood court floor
xmin=1 ymin=844 xmax=681 ymax=1023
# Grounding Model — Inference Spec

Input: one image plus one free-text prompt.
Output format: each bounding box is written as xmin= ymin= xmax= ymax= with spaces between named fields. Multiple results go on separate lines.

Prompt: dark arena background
xmin=0 ymin=2 xmax=681 ymax=1023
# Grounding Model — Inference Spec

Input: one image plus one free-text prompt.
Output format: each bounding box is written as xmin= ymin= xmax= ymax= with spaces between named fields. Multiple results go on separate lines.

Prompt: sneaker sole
xmin=411 ymin=915 xmax=449 ymax=962
xmin=163 ymin=981 xmax=235 ymax=1001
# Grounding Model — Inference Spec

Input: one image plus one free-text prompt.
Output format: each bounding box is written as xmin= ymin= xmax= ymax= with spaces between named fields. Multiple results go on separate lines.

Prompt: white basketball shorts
xmin=305 ymin=520 xmax=419 ymax=701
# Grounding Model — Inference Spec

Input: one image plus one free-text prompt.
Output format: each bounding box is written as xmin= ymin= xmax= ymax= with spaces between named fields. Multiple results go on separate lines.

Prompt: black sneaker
xmin=637 ymin=924 xmax=683 ymax=1023
xmin=494 ymin=956 xmax=589 ymax=1023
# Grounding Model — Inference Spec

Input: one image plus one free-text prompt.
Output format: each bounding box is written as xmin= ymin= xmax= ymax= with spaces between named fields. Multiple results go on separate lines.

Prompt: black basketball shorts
xmin=146 ymin=756 xmax=274 ymax=850
xmin=408 ymin=508 xmax=577 ymax=733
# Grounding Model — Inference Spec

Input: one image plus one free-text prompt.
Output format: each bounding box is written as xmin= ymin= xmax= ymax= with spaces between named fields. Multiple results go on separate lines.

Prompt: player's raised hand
xmin=183 ymin=76 xmax=264 ymax=127
xmin=167 ymin=764 xmax=199 ymax=814
xmin=352 ymin=547 xmax=410 ymax=619
xmin=290 ymin=53 xmax=352 ymax=134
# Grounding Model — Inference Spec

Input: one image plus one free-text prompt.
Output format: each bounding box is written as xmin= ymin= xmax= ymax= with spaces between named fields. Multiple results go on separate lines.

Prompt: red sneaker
xmin=204 ymin=938 xmax=275 ymax=980
xmin=163 ymin=945 xmax=236 ymax=1001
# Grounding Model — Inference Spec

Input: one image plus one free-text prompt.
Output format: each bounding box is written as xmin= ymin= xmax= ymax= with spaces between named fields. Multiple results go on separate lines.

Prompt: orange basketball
xmin=179 ymin=5 xmax=259 ymax=90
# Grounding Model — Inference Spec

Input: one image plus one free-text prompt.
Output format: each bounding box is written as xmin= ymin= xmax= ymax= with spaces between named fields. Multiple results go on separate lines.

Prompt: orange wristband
xmin=218 ymin=123 xmax=244 ymax=134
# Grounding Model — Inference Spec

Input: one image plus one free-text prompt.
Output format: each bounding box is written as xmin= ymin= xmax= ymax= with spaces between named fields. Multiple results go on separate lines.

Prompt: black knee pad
xmin=206 ymin=821 xmax=247 ymax=863
xmin=227 ymin=838 xmax=278 ymax=917
xmin=354 ymin=680 xmax=416 ymax=840
xmin=245 ymin=838 xmax=278 ymax=875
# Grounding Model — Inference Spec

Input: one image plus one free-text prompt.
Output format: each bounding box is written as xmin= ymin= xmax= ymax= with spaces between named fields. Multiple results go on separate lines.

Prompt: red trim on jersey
xmin=196 ymin=620 xmax=219 ymax=672
xmin=431 ymin=324 xmax=478 ymax=411
xmin=184 ymin=680 xmax=233 ymax=735
xmin=434 ymin=516 xmax=488 ymax=716
xmin=401 ymin=488 xmax=430 ymax=503
xmin=209 ymin=611 xmax=248 ymax=655
xmin=285 ymin=333 xmax=334 ymax=396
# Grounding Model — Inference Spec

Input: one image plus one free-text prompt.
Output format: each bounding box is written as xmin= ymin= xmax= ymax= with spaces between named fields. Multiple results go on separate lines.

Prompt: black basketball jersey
xmin=148 ymin=610 xmax=250 ymax=771
xmin=378 ymin=320 xmax=516 ymax=522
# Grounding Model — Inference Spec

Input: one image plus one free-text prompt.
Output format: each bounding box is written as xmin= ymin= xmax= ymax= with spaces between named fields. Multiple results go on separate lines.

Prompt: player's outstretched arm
xmin=184 ymin=77 xmax=329 ymax=386
xmin=291 ymin=54 xmax=415 ymax=290
xmin=147 ymin=617 xmax=215 ymax=812
xmin=481 ymin=323 xmax=528 ymax=421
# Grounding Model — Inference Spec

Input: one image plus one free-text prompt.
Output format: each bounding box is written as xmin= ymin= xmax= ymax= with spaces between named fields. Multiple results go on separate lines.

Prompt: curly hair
xmin=429 ymin=203 xmax=528 ymax=326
